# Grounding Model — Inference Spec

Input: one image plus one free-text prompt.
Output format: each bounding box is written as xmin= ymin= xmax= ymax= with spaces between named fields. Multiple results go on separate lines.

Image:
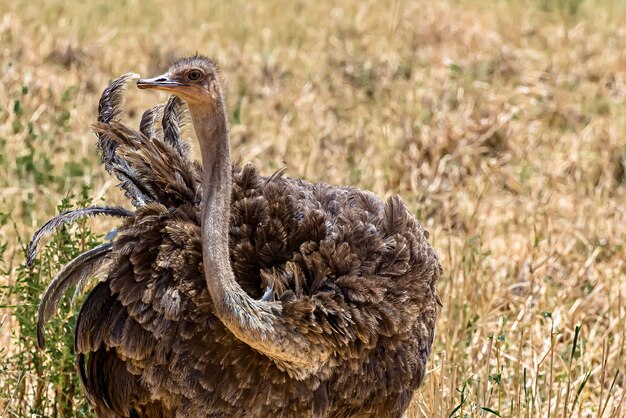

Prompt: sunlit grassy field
xmin=1 ymin=0 xmax=625 ymax=416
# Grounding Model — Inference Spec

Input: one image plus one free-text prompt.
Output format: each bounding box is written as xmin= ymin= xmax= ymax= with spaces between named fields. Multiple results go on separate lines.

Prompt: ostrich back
xmin=33 ymin=75 xmax=442 ymax=418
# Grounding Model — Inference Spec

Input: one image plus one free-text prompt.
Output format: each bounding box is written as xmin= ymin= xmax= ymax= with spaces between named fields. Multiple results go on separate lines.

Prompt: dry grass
xmin=1 ymin=0 xmax=626 ymax=416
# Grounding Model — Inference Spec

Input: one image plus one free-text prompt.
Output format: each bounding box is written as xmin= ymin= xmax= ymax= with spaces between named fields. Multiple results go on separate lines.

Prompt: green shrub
xmin=1 ymin=185 xmax=98 ymax=418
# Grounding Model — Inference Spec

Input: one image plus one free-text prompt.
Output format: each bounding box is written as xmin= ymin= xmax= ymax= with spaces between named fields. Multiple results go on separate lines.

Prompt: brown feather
xmin=37 ymin=242 xmax=114 ymax=349
xmin=27 ymin=206 xmax=131 ymax=266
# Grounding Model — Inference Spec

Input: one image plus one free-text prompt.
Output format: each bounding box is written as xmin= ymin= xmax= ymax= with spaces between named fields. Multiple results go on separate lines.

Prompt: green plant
xmin=1 ymin=185 xmax=98 ymax=418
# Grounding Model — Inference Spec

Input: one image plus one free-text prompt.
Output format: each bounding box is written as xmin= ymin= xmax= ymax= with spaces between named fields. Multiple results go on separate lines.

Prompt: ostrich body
xmin=31 ymin=56 xmax=442 ymax=417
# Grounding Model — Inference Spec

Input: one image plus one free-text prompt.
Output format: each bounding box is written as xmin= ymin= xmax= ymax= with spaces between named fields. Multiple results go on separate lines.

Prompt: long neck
xmin=188 ymin=96 xmax=328 ymax=378
xmin=188 ymin=102 xmax=235 ymax=306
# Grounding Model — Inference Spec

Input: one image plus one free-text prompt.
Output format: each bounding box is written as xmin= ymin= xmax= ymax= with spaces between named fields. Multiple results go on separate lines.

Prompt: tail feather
xmin=161 ymin=95 xmax=190 ymax=158
xmin=93 ymin=119 xmax=201 ymax=207
xmin=95 ymin=73 xmax=155 ymax=208
xmin=96 ymin=73 xmax=139 ymax=166
xmin=37 ymin=242 xmax=114 ymax=349
xmin=27 ymin=206 xmax=132 ymax=267
xmin=140 ymin=104 xmax=165 ymax=139
xmin=106 ymin=156 xmax=156 ymax=207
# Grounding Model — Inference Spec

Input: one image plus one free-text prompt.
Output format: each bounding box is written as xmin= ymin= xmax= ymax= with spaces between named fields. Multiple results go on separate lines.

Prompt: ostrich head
xmin=137 ymin=56 xmax=222 ymax=107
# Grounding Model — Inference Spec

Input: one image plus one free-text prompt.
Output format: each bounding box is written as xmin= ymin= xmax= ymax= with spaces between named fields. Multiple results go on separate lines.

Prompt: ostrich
xmin=30 ymin=56 xmax=442 ymax=417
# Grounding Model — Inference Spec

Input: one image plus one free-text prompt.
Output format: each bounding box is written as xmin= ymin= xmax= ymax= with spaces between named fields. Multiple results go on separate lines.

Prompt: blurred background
xmin=1 ymin=0 xmax=625 ymax=416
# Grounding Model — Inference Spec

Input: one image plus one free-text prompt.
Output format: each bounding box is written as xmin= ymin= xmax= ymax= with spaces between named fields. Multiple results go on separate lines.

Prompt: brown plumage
xmin=30 ymin=56 xmax=442 ymax=418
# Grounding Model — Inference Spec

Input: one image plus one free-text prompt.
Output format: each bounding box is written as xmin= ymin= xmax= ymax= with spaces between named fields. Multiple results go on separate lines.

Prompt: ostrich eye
xmin=187 ymin=70 xmax=203 ymax=81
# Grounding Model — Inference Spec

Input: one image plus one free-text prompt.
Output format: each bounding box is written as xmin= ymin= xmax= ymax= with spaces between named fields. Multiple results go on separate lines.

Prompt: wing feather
xmin=37 ymin=242 xmax=114 ymax=349
xmin=26 ymin=206 xmax=131 ymax=266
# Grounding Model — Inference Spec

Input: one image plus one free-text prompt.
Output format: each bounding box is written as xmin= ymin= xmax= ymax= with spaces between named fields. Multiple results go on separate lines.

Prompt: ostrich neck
xmin=187 ymin=103 xmax=235 ymax=301
xmin=188 ymin=102 xmax=274 ymax=337
xmin=187 ymin=100 xmax=327 ymax=376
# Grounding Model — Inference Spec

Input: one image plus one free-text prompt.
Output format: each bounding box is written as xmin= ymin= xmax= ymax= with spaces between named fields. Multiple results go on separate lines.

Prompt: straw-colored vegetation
xmin=1 ymin=0 xmax=625 ymax=416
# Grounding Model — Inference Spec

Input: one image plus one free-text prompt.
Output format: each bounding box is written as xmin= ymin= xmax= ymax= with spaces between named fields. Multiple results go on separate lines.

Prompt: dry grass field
xmin=1 ymin=0 xmax=626 ymax=416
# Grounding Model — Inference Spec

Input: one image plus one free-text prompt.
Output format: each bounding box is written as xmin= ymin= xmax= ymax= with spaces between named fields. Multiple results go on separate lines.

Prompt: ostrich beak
xmin=137 ymin=73 xmax=183 ymax=92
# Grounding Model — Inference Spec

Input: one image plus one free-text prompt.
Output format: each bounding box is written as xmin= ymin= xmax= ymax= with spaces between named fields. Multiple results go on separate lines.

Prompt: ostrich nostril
xmin=155 ymin=77 xmax=167 ymax=82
